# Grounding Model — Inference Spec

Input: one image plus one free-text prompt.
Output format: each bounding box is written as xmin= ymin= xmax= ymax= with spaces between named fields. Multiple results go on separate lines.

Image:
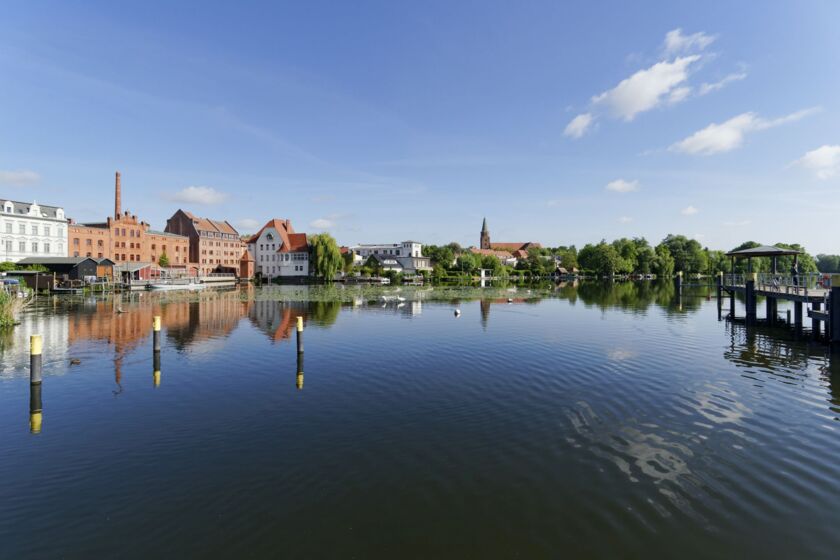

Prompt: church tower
xmin=480 ymin=217 xmax=490 ymax=250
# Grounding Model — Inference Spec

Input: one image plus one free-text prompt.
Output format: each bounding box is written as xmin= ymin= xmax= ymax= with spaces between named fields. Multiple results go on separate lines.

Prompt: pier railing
xmin=724 ymin=273 xmax=831 ymax=294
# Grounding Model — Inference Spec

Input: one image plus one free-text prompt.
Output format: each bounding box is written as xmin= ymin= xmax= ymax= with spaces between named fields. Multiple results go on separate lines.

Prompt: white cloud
xmin=0 ymin=169 xmax=40 ymax=186
xmin=592 ymin=55 xmax=701 ymax=121
xmin=793 ymin=145 xmax=840 ymax=179
xmin=667 ymin=86 xmax=692 ymax=105
xmin=670 ymin=108 xmax=819 ymax=155
xmin=605 ymin=179 xmax=639 ymax=193
xmin=618 ymin=216 xmax=633 ymax=224
xmin=681 ymin=205 xmax=699 ymax=215
xmin=564 ymin=113 xmax=594 ymax=138
xmin=663 ymin=28 xmax=716 ymax=55
xmin=167 ymin=186 xmax=228 ymax=205
xmin=698 ymin=72 xmax=747 ymax=95
xmin=236 ymin=218 xmax=261 ymax=231
xmin=310 ymin=218 xmax=335 ymax=229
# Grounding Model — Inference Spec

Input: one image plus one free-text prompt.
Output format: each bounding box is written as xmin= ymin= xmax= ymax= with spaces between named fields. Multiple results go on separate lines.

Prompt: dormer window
xmin=3 ymin=202 xmax=12 ymax=214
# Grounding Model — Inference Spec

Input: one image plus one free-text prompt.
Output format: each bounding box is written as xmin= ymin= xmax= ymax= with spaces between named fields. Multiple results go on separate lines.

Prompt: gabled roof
xmin=1 ymin=200 xmax=64 ymax=220
xmin=490 ymin=242 xmax=542 ymax=252
xmin=279 ymin=233 xmax=308 ymax=253
xmin=246 ymin=218 xmax=296 ymax=243
xmin=726 ymin=245 xmax=802 ymax=257
xmin=471 ymin=247 xmax=514 ymax=258
xmin=182 ymin=210 xmax=238 ymax=236
xmin=17 ymin=257 xmax=88 ymax=265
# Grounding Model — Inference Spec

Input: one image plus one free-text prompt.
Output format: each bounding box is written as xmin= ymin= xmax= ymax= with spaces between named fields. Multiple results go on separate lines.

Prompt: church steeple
xmin=480 ymin=217 xmax=490 ymax=249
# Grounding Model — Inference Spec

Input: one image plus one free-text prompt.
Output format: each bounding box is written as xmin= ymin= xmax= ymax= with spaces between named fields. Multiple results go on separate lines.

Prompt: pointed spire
xmin=481 ymin=217 xmax=488 ymax=232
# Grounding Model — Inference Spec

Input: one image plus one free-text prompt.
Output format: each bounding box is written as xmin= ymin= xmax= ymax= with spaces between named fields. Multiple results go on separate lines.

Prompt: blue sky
xmin=2 ymin=1 xmax=839 ymax=253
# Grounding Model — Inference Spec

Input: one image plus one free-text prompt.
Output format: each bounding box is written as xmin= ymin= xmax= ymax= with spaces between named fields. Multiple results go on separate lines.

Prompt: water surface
xmin=2 ymin=283 xmax=839 ymax=558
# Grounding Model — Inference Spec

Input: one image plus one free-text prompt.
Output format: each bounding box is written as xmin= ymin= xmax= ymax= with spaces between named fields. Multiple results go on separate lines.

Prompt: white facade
xmin=1 ymin=200 xmax=67 ymax=263
xmin=249 ymin=225 xmax=309 ymax=278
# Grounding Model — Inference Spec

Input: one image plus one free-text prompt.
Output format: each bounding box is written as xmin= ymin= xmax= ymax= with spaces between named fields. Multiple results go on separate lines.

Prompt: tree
xmin=659 ymin=234 xmax=707 ymax=273
xmin=480 ymin=255 xmax=503 ymax=275
xmin=817 ymin=254 xmax=840 ymax=273
xmin=158 ymin=252 xmax=170 ymax=267
xmin=456 ymin=253 xmax=479 ymax=273
xmin=652 ymin=245 xmax=675 ymax=277
xmin=309 ymin=233 xmax=342 ymax=281
xmin=579 ymin=242 xmax=623 ymax=276
xmin=342 ymin=251 xmax=355 ymax=273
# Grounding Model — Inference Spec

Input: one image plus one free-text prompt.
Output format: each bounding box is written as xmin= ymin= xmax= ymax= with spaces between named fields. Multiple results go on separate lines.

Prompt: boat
xmin=147 ymin=280 xmax=206 ymax=291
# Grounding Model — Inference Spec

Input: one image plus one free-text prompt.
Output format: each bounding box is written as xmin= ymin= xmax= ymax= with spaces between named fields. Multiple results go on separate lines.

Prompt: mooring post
xmin=153 ymin=315 xmax=161 ymax=352
xmin=716 ymin=271 xmax=723 ymax=302
xmin=675 ymin=271 xmax=683 ymax=295
xmin=745 ymin=273 xmax=757 ymax=326
xmin=830 ymin=277 xmax=840 ymax=352
xmin=729 ymin=288 xmax=736 ymax=320
xmin=296 ymin=316 xmax=304 ymax=354
xmin=153 ymin=349 xmax=161 ymax=388
xmin=813 ymin=301 xmax=822 ymax=340
xmin=794 ymin=301 xmax=803 ymax=334
xmin=787 ymin=309 xmax=792 ymax=326
xmin=296 ymin=352 xmax=304 ymax=390
xmin=766 ymin=297 xmax=774 ymax=326
xmin=30 ymin=335 xmax=43 ymax=385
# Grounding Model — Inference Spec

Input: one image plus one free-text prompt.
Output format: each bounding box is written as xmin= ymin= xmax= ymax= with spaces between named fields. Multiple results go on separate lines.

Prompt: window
xmin=86 ymin=239 xmax=92 ymax=246
xmin=44 ymin=243 xmax=50 ymax=253
xmin=19 ymin=224 xmax=25 ymax=234
xmin=73 ymin=251 xmax=79 ymax=257
xmin=74 ymin=238 xmax=80 ymax=246
xmin=44 ymin=226 xmax=50 ymax=237
xmin=4 ymin=240 xmax=11 ymax=253
xmin=32 ymin=225 xmax=38 ymax=235
xmin=58 ymin=244 xmax=63 ymax=254
xmin=98 ymin=240 xmax=103 ymax=247
xmin=4 ymin=223 xmax=9 ymax=234
xmin=32 ymin=242 xmax=38 ymax=253
xmin=58 ymin=227 xmax=64 ymax=238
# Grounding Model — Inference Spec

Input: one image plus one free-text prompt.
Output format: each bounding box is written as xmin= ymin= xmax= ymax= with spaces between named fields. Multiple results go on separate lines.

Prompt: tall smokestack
xmin=115 ymin=171 xmax=122 ymax=218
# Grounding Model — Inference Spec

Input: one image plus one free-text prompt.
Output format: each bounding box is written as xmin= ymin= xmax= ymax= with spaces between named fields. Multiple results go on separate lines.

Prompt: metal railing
xmin=724 ymin=273 xmax=832 ymax=294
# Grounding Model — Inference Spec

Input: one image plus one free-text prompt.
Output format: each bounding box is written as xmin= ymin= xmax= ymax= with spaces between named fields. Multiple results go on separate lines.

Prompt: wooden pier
xmin=712 ymin=245 xmax=840 ymax=351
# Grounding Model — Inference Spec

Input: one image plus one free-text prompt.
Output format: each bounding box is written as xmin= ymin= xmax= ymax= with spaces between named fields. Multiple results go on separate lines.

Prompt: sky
xmin=2 ymin=0 xmax=840 ymax=253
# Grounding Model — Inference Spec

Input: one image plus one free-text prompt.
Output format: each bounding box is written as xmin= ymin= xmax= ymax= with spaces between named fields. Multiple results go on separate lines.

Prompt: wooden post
xmin=813 ymin=301 xmax=822 ymax=340
xmin=296 ymin=316 xmax=304 ymax=354
xmin=745 ymin=274 xmax=757 ymax=325
xmin=675 ymin=271 xmax=683 ymax=294
xmin=153 ymin=349 xmax=161 ymax=388
xmin=153 ymin=315 xmax=161 ymax=352
xmin=794 ymin=301 xmax=803 ymax=334
xmin=296 ymin=352 xmax=304 ymax=390
xmin=831 ymin=279 xmax=840 ymax=352
xmin=766 ymin=297 xmax=774 ymax=326
xmin=729 ymin=288 xmax=736 ymax=320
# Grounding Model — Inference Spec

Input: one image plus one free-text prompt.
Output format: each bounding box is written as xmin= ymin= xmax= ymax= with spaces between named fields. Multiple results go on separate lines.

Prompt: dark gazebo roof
xmin=726 ymin=245 xmax=802 ymax=258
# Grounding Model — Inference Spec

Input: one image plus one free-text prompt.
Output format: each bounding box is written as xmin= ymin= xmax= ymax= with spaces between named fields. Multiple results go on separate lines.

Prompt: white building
xmin=353 ymin=241 xmax=432 ymax=274
xmin=1 ymin=200 xmax=68 ymax=263
xmin=246 ymin=219 xmax=310 ymax=279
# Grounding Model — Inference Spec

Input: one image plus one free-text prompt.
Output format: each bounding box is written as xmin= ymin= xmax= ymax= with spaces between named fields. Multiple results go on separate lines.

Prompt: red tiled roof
xmin=490 ymin=242 xmax=542 ymax=252
xmin=279 ymin=233 xmax=308 ymax=253
xmin=471 ymin=247 xmax=513 ymax=258
xmin=183 ymin=211 xmax=239 ymax=236
xmin=245 ymin=218 xmax=295 ymax=244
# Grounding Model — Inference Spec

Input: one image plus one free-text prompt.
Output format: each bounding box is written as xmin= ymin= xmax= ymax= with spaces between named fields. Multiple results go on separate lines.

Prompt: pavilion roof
xmin=725 ymin=245 xmax=802 ymax=258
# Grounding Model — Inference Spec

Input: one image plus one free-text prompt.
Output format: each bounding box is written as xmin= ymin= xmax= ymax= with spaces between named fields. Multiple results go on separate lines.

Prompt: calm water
xmin=2 ymin=283 xmax=839 ymax=558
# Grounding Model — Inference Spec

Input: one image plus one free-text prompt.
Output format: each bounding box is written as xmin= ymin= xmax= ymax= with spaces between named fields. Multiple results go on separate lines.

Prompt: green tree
xmin=579 ymin=242 xmax=623 ymax=276
xmin=480 ymin=255 xmax=503 ymax=275
xmin=652 ymin=244 xmax=675 ymax=277
xmin=456 ymin=253 xmax=479 ymax=273
xmin=659 ymin=234 xmax=707 ymax=273
xmin=817 ymin=254 xmax=840 ymax=273
xmin=309 ymin=233 xmax=342 ymax=281
xmin=158 ymin=252 xmax=170 ymax=267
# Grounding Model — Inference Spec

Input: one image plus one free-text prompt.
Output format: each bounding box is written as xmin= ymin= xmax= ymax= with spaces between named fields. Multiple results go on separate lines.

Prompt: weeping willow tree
xmin=309 ymin=233 xmax=342 ymax=281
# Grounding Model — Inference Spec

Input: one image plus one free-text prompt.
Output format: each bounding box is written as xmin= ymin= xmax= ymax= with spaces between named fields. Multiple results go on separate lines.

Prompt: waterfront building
xmin=0 ymin=199 xmax=67 ymax=263
xmin=165 ymin=209 xmax=244 ymax=276
xmin=246 ymin=219 xmax=310 ymax=279
xmin=350 ymin=241 xmax=432 ymax=273
xmin=68 ymin=172 xmax=190 ymax=268
xmin=479 ymin=217 xmax=541 ymax=253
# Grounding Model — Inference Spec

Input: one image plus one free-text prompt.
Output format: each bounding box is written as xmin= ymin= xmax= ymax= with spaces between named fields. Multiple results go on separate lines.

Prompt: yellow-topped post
xmin=152 ymin=315 xmax=162 ymax=352
xmin=30 ymin=334 xmax=43 ymax=385
xmin=296 ymin=316 xmax=304 ymax=354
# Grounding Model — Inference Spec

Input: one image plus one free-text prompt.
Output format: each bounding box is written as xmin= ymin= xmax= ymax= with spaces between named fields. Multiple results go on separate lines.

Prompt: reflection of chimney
xmin=115 ymin=171 xmax=122 ymax=218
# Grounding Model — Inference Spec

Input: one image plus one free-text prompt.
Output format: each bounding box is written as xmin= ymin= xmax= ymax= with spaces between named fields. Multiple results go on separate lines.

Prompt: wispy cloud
xmin=663 ymin=28 xmax=716 ymax=56
xmin=0 ymin=169 xmax=40 ymax=186
xmin=564 ymin=113 xmax=594 ymax=138
xmin=698 ymin=72 xmax=747 ymax=95
xmin=605 ymin=179 xmax=639 ymax=193
xmin=670 ymin=108 xmax=820 ymax=155
xmin=565 ymin=28 xmax=719 ymax=138
xmin=618 ymin=216 xmax=633 ymax=224
xmin=793 ymin=145 xmax=840 ymax=179
xmin=166 ymin=186 xmax=228 ymax=205
xmin=681 ymin=205 xmax=699 ymax=215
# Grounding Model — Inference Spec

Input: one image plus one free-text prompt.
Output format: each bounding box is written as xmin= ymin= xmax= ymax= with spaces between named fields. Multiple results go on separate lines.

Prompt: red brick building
xmin=68 ymin=172 xmax=190 ymax=267
xmin=165 ymin=209 xmax=246 ymax=276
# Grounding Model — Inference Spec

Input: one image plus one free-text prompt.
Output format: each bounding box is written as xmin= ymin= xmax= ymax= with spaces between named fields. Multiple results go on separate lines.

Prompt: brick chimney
xmin=115 ymin=171 xmax=122 ymax=218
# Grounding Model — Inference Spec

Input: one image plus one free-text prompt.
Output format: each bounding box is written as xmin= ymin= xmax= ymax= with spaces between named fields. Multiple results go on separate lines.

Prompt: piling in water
xmin=153 ymin=315 xmax=161 ymax=353
xmin=296 ymin=316 xmax=304 ymax=354
xmin=30 ymin=335 xmax=43 ymax=385
xmin=745 ymin=274 xmax=757 ymax=326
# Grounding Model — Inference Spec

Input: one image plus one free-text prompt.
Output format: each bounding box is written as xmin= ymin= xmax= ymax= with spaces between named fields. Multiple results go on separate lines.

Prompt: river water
xmin=1 ymin=283 xmax=839 ymax=558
